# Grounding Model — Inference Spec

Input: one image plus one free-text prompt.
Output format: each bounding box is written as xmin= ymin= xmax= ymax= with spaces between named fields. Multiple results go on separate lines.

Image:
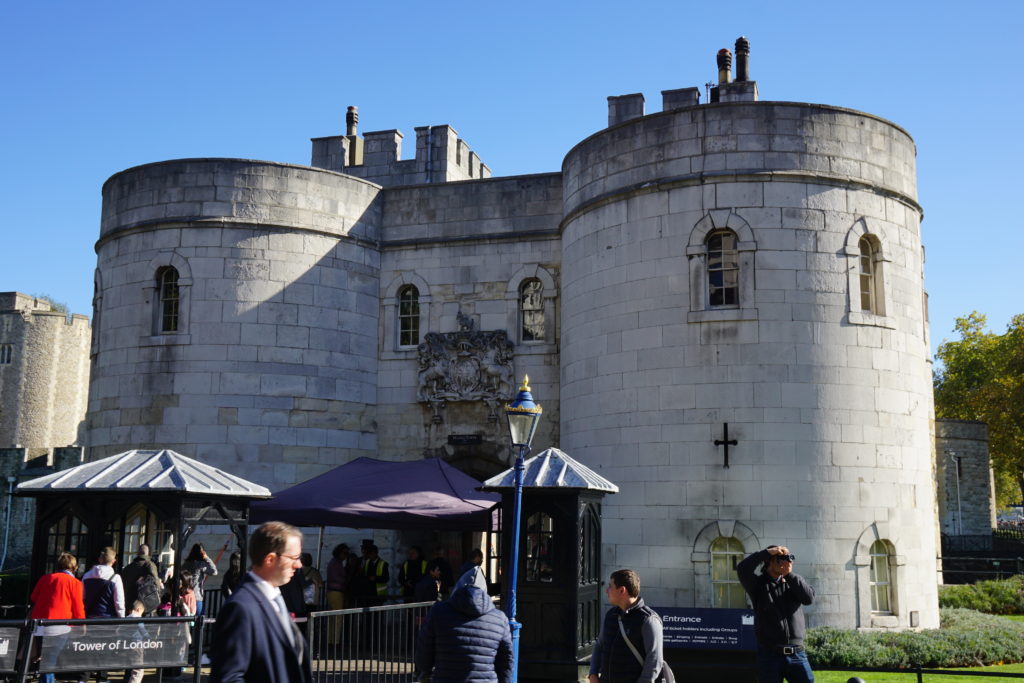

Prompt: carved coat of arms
xmin=417 ymin=314 xmax=515 ymax=404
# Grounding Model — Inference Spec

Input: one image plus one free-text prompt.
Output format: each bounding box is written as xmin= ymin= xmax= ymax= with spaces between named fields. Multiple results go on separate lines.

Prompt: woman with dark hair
xmin=30 ymin=552 xmax=85 ymax=683
xmin=221 ymin=551 xmax=244 ymax=596
xmin=182 ymin=543 xmax=217 ymax=616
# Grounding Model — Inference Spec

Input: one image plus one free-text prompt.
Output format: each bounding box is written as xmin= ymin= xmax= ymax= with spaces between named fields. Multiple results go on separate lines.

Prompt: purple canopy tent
xmin=249 ymin=456 xmax=500 ymax=531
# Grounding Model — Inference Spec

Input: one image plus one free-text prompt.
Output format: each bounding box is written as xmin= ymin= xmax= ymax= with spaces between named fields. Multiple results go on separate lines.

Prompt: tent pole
xmin=315 ymin=526 xmax=324 ymax=568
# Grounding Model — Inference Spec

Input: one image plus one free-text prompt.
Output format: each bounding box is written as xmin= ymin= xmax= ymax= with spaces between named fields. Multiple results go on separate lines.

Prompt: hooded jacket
xmin=415 ymin=567 xmax=512 ymax=683
xmin=82 ymin=564 xmax=125 ymax=618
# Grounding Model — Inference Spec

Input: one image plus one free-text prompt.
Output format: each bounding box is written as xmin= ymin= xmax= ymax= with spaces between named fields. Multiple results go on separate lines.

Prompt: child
xmin=124 ymin=600 xmax=149 ymax=683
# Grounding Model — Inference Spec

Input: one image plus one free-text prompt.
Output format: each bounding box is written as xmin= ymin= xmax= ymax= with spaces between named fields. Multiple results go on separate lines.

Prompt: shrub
xmin=938 ymin=575 xmax=1024 ymax=614
xmin=806 ymin=608 xmax=1024 ymax=668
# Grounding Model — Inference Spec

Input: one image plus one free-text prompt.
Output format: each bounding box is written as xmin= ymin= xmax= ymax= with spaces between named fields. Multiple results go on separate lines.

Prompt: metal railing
xmin=817 ymin=666 xmax=1024 ymax=680
xmin=306 ymin=601 xmax=434 ymax=682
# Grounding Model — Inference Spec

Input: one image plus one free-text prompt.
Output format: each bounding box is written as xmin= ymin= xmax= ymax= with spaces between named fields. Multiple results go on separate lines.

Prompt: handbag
xmin=617 ymin=615 xmax=675 ymax=683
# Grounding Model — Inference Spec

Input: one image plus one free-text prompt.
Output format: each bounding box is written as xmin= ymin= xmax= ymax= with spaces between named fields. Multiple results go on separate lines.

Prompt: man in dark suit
xmin=210 ymin=521 xmax=312 ymax=683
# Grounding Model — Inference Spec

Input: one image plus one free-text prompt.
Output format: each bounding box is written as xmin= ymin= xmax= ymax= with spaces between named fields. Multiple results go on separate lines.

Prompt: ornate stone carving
xmin=417 ymin=318 xmax=515 ymax=408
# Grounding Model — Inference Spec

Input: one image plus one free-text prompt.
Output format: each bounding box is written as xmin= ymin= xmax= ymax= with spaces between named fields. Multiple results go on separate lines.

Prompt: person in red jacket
xmin=30 ymin=551 xmax=86 ymax=683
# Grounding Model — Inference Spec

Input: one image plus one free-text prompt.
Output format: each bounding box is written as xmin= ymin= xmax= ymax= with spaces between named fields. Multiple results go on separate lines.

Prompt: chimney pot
xmin=735 ymin=37 xmax=750 ymax=81
xmin=346 ymin=106 xmax=359 ymax=136
xmin=717 ymin=48 xmax=733 ymax=85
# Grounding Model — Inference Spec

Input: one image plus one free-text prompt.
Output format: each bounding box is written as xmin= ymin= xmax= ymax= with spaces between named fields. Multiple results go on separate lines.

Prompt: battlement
xmin=0 ymin=292 xmax=89 ymax=327
xmin=606 ymin=37 xmax=759 ymax=127
xmin=311 ymin=106 xmax=491 ymax=187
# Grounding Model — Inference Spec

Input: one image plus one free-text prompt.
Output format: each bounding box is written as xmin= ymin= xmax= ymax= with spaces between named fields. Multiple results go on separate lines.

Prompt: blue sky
xmin=2 ymin=0 xmax=1020 ymax=353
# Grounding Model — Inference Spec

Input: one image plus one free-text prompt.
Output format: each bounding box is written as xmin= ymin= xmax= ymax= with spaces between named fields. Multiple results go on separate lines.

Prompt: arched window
xmin=525 ymin=511 xmax=555 ymax=583
xmin=45 ymin=514 xmax=88 ymax=574
xmin=710 ymin=536 xmax=747 ymax=608
xmin=706 ymin=230 xmax=739 ymax=307
xmin=520 ymin=278 xmax=545 ymax=342
xmin=157 ymin=267 xmax=180 ymax=333
xmin=398 ymin=285 xmax=420 ymax=347
xmin=869 ymin=540 xmax=894 ymax=614
xmin=859 ymin=237 xmax=878 ymax=313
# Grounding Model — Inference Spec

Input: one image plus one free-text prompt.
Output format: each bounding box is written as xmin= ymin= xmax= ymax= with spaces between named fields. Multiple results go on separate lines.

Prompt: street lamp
xmin=505 ymin=374 xmax=542 ymax=680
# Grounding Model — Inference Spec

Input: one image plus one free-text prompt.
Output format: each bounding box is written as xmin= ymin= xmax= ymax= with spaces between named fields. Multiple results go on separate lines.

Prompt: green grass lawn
xmin=815 ymin=662 xmax=1024 ymax=682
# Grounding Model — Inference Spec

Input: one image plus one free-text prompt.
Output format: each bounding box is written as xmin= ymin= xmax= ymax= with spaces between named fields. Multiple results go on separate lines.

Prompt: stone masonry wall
xmin=936 ymin=419 xmax=994 ymax=536
xmin=88 ymin=160 xmax=383 ymax=488
xmin=0 ymin=295 xmax=90 ymax=453
xmin=376 ymin=173 xmax=563 ymax=478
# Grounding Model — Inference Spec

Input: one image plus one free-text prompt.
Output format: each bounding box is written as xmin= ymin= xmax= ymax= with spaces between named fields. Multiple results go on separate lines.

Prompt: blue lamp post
xmin=504 ymin=374 xmax=542 ymax=680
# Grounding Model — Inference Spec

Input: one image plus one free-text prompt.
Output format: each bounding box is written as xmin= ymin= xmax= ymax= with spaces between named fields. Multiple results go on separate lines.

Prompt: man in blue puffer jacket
xmin=416 ymin=566 xmax=512 ymax=683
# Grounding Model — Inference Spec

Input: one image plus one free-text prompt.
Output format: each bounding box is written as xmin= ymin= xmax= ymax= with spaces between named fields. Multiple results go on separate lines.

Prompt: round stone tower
xmin=87 ymin=159 xmax=382 ymax=487
xmin=559 ymin=97 xmax=937 ymax=630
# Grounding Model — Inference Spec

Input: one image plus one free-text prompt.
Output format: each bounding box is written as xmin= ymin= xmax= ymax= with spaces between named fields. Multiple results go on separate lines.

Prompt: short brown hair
xmin=98 ymin=547 xmax=116 ymax=564
xmin=56 ymin=551 xmax=78 ymax=572
xmin=610 ymin=569 xmax=640 ymax=598
xmin=249 ymin=521 xmax=302 ymax=566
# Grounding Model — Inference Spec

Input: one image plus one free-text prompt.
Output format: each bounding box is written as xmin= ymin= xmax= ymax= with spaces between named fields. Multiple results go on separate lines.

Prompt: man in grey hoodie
xmin=416 ymin=567 xmax=512 ymax=683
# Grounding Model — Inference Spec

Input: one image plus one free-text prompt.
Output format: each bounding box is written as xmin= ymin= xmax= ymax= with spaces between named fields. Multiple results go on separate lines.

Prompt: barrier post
xmin=192 ymin=615 xmax=205 ymax=683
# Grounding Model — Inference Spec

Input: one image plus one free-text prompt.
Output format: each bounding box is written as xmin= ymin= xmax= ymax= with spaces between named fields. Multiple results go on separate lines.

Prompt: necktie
xmin=272 ymin=594 xmax=297 ymax=649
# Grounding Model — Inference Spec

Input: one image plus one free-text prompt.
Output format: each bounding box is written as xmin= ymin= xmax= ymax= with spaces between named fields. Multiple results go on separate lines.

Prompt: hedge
xmin=806 ymin=609 xmax=1024 ymax=668
xmin=937 ymin=575 xmax=1024 ymax=614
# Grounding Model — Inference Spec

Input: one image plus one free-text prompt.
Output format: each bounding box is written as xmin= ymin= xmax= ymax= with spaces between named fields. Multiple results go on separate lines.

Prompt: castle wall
xmin=88 ymin=160 xmax=383 ymax=488
xmin=936 ymin=419 xmax=994 ymax=537
xmin=559 ymin=102 xmax=937 ymax=630
xmin=376 ymin=174 xmax=563 ymax=478
xmin=0 ymin=294 xmax=90 ymax=454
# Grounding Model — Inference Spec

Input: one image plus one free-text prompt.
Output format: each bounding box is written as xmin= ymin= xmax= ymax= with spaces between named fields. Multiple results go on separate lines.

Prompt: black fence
xmin=817 ymin=666 xmax=1024 ymax=680
xmin=0 ymin=615 xmax=200 ymax=683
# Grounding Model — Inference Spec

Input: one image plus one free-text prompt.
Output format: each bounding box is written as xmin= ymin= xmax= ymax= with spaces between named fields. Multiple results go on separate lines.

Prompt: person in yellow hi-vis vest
xmin=360 ymin=544 xmax=390 ymax=607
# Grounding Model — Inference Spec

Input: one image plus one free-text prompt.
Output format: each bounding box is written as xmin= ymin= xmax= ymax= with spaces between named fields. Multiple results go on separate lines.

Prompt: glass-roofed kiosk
xmin=15 ymin=449 xmax=270 ymax=582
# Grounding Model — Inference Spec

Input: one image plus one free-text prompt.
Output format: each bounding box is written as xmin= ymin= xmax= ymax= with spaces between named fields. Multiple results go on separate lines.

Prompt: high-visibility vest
xmin=364 ymin=558 xmax=388 ymax=596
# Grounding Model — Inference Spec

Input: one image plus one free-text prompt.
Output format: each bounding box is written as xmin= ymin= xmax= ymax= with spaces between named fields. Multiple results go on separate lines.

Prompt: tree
xmin=30 ymin=293 xmax=68 ymax=314
xmin=934 ymin=312 xmax=1024 ymax=506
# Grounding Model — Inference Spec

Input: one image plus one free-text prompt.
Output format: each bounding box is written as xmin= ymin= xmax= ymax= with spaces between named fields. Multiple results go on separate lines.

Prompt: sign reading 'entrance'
xmin=657 ymin=607 xmax=756 ymax=651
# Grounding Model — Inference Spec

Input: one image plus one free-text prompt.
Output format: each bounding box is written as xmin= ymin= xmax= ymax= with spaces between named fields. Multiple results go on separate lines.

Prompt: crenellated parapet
xmin=311 ymin=106 xmax=491 ymax=187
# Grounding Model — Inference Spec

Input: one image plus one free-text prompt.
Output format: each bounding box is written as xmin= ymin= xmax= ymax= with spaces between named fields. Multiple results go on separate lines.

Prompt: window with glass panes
xmin=45 ymin=514 xmax=89 ymax=574
xmin=520 ymin=278 xmax=544 ymax=342
xmin=526 ymin=511 xmax=555 ymax=582
xmin=869 ymin=539 xmax=893 ymax=614
xmin=707 ymin=231 xmax=739 ymax=307
xmin=859 ymin=237 xmax=877 ymax=312
xmin=398 ymin=286 xmax=420 ymax=347
xmin=158 ymin=267 xmax=180 ymax=333
xmin=711 ymin=536 xmax=747 ymax=608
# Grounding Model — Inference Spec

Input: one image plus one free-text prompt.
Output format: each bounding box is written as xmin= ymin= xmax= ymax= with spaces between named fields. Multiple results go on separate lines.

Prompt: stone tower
xmin=0 ymin=292 xmax=91 ymax=455
xmin=559 ymin=42 xmax=936 ymax=629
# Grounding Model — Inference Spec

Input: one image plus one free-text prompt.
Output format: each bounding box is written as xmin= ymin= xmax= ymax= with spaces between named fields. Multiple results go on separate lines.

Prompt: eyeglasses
xmin=276 ymin=553 xmax=302 ymax=562
xmin=775 ymin=554 xmax=796 ymax=562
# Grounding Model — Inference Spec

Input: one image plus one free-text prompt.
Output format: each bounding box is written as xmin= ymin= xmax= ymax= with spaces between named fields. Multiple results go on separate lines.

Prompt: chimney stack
xmin=717 ymin=48 xmax=733 ymax=85
xmin=346 ymin=106 xmax=359 ymax=136
xmin=735 ymin=36 xmax=750 ymax=81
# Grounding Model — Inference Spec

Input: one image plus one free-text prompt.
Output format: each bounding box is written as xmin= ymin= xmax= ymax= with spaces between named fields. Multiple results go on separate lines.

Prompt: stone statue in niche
xmin=417 ymin=317 xmax=515 ymax=412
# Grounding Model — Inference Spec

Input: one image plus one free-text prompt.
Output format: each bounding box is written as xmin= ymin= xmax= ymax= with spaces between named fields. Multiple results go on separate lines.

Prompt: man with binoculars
xmin=736 ymin=545 xmax=816 ymax=683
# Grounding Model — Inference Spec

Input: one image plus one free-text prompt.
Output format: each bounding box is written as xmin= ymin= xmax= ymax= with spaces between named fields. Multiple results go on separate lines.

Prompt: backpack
xmin=83 ymin=576 xmax=119 ymax=618
xmin=137 ymin=574 xmax=163 ymax=615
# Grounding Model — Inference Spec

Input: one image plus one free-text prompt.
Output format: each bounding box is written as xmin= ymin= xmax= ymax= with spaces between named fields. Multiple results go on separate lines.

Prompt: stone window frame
xmin=0 ymin=344 xmax=12 ymax=365
xmin=687 ymin=211 xmax=758 ymax=323
xmin=505 ymin=265 xmax=557 ymax=354
xmin=868 ymin=539 xmax=895 ymax=615
xmin=844 ymin=219 xmax=895 ymax=329
xmin=157 ymin=267 xmax=181 ymax=333
xmin=141 ymin=251 xmax=192 ymax=347
xmin=853 ymin=522 xmax=905 ymax=628
xmin=691 ymin=520 xmax=759 ymax=607
xmin=383 ymin=273 xmax=431 ymax=358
